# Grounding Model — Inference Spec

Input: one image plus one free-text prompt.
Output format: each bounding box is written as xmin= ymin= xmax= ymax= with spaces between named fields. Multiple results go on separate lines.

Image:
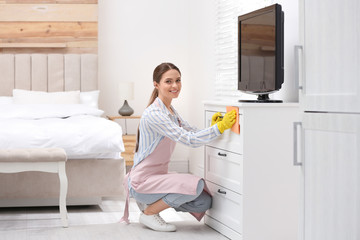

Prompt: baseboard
xmin=205 ymin=215 xmax=242 ymax=240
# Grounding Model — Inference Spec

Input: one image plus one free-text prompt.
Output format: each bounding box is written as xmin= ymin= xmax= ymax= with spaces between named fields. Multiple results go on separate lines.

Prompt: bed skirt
xmin=0 ymin=158 xmax=125 ymax=207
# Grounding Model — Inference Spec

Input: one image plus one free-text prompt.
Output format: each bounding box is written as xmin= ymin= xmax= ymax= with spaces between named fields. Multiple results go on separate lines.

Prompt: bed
xmin=0 ymin=54 xmax=125 ymax=207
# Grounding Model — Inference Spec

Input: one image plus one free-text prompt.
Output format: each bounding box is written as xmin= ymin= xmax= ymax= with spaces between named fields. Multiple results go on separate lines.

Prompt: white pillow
xmin=80 ymin=90 xmax=99 ymax=109
xmin=13 ymin=89 xmax=80 ymax=104
xmin=0 ymin=96 xmax=13 ymax=105
xmin=0 ymin=104 xmax=104 ymax=119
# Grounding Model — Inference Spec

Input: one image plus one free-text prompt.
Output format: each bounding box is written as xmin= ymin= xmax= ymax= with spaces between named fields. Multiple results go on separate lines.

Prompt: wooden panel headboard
xmin=0 ymin=54 xmax=97 ymax=96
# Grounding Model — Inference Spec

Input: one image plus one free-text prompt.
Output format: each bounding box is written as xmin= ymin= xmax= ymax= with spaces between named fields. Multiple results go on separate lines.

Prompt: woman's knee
xmin=196 ymin=179 xmax=205 ymax=196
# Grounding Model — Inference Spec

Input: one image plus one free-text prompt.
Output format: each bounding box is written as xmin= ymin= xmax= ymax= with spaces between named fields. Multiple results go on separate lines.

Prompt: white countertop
xmin=203 ymin=100 xmax=299 ymax=108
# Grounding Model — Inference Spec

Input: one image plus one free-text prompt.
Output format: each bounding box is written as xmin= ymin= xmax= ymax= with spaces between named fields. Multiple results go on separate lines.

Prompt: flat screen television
xmin=238 ymin=4 xmax=284 ymax=102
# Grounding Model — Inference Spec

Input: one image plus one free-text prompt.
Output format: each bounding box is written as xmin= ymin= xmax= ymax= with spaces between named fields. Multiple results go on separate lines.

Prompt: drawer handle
xmin=217 ymin=152 xmax=227 ymax=157
xmin=217 ymin=189 xmax=226 ymax=195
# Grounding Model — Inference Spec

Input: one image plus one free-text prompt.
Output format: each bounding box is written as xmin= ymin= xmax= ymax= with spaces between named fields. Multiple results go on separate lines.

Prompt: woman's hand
xmin=211 ymin=112 xmax=223 ymax=126
xmin=216 ymin=110 xmax=236 ymax=133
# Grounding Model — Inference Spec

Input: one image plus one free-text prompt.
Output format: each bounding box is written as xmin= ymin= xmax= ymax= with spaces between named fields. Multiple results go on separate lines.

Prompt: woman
xmin=121 ymin=63 xmax=236 ymax=232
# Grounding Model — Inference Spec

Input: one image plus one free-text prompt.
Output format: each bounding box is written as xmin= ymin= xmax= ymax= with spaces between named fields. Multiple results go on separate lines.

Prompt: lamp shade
xmin=118 ymin=81 xmax=134 ymax=100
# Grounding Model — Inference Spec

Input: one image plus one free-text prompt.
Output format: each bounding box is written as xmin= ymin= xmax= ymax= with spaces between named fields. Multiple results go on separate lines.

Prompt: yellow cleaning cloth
xmin=226 ymin=106 xmax=240 ymax=134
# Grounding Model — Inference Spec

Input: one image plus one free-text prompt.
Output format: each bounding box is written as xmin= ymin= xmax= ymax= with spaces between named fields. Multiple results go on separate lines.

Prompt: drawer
xmin=205 ymin=146 xmax=243 ymax=193
xmin=205 ymin=181 xmax=242 ymax=235
xmin=205 ymin=110 xmax=243 ymax=154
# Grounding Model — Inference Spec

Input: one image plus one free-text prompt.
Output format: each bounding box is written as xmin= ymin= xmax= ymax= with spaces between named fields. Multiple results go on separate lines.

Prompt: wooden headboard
xmin=0 ymin=54 xmax=97 ymax=96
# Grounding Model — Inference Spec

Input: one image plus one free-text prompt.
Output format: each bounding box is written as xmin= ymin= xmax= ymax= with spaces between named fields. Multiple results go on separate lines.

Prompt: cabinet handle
xmin=294 ymin=45 xmax=304 ymax=91
xmin=217 ymin=189 xmax=226 ymax=194
xmin=293 ymin=122 xmax=302 ymax=166
xmin=217 ymin=152 xmax=227 ymax=157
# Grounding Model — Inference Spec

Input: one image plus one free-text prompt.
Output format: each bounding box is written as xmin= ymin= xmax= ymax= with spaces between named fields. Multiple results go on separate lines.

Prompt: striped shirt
xmin=133 ymin=97 xmax=221 ymax=167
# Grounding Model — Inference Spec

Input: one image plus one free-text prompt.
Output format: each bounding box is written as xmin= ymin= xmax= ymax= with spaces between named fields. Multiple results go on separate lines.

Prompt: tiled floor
xmin=0 ymin=198 xmax=229 ymax=240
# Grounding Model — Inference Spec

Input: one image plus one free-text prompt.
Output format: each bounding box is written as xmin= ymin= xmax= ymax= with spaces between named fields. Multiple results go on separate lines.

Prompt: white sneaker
xmin=139 ymin=213 xmax=176 ymax=232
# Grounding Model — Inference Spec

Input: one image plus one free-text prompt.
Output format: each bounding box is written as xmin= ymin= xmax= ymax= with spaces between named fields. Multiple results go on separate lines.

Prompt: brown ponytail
xmin=147 ymin=88 xmax=159 ymax=107
xmin=135 ymin=63 xmax=181 ymax=153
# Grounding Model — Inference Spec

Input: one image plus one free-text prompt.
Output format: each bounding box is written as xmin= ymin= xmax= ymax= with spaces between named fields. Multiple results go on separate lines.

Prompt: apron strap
xmin=119 ymin=172 xmax=131 ymax=224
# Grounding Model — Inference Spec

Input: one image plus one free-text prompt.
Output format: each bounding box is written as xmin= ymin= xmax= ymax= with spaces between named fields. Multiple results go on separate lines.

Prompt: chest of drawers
xmin=204 ymin=102 xmax=299 ymax=240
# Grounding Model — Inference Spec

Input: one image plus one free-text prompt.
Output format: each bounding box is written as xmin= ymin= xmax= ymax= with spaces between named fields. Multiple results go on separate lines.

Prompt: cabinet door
xmin=302 ymin=113 xmax=360 ymax=240
xmin=299 ymin=0 xmax=360 ymax=113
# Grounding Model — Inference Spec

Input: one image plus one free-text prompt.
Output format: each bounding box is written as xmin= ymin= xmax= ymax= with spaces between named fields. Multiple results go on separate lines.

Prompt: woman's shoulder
xmin=142 ymin=104 xmax=164 ymax=119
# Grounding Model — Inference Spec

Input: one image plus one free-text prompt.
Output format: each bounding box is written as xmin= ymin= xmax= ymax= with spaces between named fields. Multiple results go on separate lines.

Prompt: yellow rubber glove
xmin=211 ymin=112 xmax=223 ymax=126
xmin=216 ymin=110 xmax=236 ymax=133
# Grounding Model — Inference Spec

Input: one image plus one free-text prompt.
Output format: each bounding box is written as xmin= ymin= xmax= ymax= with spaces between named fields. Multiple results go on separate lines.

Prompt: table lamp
xmin=118 ymin=81 xmax=134 ymax=116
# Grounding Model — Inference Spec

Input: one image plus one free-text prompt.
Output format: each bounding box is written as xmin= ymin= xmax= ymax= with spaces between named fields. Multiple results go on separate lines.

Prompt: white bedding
xmin=0 ymin=104 xmax=125 ymax=159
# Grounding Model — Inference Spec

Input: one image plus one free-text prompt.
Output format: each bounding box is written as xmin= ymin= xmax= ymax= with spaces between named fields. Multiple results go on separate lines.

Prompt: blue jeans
xmin=129 ymin=179 xmax=212 ymax=213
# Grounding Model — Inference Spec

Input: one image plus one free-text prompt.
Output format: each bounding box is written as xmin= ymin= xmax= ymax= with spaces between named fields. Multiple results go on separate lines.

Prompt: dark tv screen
xmin=238 ymin=4 xmax=284 ymax=102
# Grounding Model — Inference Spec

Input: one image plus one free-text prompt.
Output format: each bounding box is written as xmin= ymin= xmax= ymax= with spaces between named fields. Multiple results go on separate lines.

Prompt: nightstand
xmin=107 ymin=115 xmax=140 ymax=172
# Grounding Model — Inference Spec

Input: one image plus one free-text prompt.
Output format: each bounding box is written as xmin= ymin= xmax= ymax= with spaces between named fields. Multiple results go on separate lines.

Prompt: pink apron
xmin=120 ymin=137 xmax=210 ymax=223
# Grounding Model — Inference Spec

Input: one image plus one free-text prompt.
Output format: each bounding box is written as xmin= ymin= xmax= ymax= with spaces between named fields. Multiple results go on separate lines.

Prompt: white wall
xmin=98 ymin=0 xmax=298 ymax=175
xmin=99 ymin=0 xmax=192 ymax=116
xmin=98 ymin=0 xmax=195 ymax=171
xmin=187 ymin=0 xmax=217 ymax=176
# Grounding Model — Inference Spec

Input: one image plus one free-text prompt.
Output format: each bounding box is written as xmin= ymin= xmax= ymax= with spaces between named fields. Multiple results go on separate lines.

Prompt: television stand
xmin=239 ymin=94 xmax=283 ymax=103
xmin=203 ymin=101 xmax=299 ymax=240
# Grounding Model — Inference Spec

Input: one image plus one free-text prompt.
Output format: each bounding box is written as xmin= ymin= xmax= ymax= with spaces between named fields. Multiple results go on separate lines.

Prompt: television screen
xmin=238 ymin=4 xmax=284 ymax=102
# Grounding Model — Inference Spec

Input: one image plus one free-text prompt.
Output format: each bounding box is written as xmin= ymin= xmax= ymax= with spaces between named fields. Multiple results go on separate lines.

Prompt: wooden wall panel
xmin=0 ymin=4 xmax=97 ymax=22
xmin=4 ymin=1 xmax=97 ymax=3
xmin=0 ymin=47 xmax=96 ymax=54
xmin=0 ymin=0 xmax=97 ymax=54
xmin=0 ymin=22 xmax=97 ymax=38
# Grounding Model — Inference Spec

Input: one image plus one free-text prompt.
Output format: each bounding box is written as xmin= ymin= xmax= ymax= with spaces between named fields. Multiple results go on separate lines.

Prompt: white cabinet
xmin=297 ymin=1 xmax=360 ymax=239
xmin=298 ymin=0 xmax=360 ymax=113
xmin=204 ymin=102 xmax=299 ymax=240
xmin=299 ymin=113 xmax=360 ymax=240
